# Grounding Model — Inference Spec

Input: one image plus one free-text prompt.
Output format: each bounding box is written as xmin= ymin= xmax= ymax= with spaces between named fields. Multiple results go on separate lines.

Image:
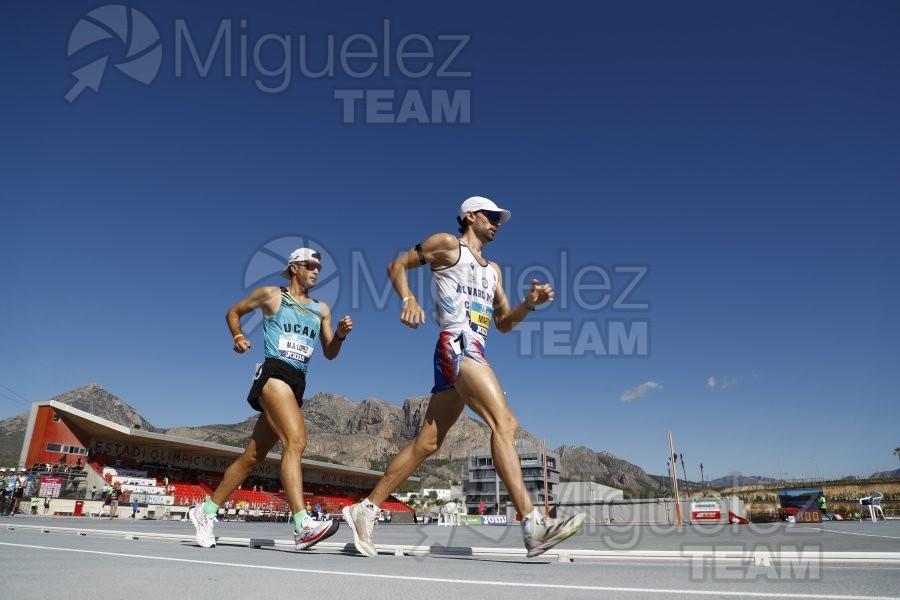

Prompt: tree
xmin=894 ymin=447 xmax=900 ymax=465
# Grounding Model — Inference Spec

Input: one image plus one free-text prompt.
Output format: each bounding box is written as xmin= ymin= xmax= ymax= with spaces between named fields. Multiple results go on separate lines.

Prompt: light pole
xmin=679 ymin=453 xmax=690 ymax=499
xmin=494 ymin=459 xmax=500 ymax=516
xmin=667 ymin=432 xmax=682 ymax=525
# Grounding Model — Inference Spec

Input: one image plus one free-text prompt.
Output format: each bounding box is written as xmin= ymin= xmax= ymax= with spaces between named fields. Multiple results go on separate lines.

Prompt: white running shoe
xmin=522 ymin=512 xmax=586 ymax=558
xmin=294 ymin=517 xmax=339 ymax=550
xmin=342 ymin=503 xmax=378 ymax=558
xmin=189 ymin=505 xmax=217 ymax=548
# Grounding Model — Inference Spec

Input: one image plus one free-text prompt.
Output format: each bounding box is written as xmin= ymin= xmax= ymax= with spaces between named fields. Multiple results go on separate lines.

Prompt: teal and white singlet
xmin=263 ymin=288 xmax=322 ymax=373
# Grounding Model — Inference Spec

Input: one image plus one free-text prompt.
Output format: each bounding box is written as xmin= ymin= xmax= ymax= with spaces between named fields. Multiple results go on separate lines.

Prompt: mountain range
xmin=1 ymin=383 xmax=669 ymax=494
xmin=3 ymin=384 xmax=895 ymax=493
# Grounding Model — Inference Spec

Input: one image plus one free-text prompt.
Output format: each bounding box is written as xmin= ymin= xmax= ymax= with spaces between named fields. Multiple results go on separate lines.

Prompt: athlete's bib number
xmin=469 ymin=302 xmax=493 ymax=332
xmin=278 ymin=334 xmax=313 ymax=362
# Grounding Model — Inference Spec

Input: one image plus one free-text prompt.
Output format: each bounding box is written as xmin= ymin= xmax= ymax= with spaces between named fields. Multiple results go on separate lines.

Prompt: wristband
xmin=233 ymin=332 xmax=246 ymax=340
xmin=336 ymin=334 xmax=347 ymax=341
xmin=522 ymin=299 xmax=536 ymax=311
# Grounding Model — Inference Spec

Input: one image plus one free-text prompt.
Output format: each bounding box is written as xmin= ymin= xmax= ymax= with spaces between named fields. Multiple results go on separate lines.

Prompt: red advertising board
xmin=691 ymin=501 xmax=721 ymax=521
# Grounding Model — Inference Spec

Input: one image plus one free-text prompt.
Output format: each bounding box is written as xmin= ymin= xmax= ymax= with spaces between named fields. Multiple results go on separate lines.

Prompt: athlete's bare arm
xmin=225 ymin=286 xmax=283 ymax=354
xmin=492 ymin=271 xmax=554 ymax=334
xmin=387 ymin=232 xmax=460 ymax=329
xmin=318 ymin=301 xmax=353 ymax=359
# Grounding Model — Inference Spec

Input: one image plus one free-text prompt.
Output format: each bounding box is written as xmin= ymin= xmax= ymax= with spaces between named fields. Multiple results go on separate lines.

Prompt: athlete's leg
xmin=209 ymin=391 xmax=281 ymax=507
xmin=367 ymin=388 xmax=465 ymax=506
xmin=255 ymin=378 xmax=308 ymax=514
xmin=454 ymin=357 xmax=534 ymax=517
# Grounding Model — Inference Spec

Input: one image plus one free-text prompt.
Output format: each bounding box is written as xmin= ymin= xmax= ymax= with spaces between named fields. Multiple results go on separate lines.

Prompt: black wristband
xmin=523 ymin=299 xmax=536 ymax=311
xmin=415 ymin=243 xmax=426 ymax=266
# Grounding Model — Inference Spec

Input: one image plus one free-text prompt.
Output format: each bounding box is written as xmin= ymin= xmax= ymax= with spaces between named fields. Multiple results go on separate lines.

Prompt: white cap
xmin=280 ymin=248 xmax=322 ymax=279
xmin=458 ymin=196 xmax=511 ymax=224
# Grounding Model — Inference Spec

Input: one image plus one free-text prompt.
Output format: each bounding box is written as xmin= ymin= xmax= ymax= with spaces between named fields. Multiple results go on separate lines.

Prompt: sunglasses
xmin=299 ymin=261 xmax=322 ymax=271
xmin=477 ymin=210 xmax=503 ymax=224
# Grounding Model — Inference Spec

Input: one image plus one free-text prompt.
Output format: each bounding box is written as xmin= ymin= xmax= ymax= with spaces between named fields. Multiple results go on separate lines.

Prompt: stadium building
xmin=15 ymin=399 xmax=414 ymax=521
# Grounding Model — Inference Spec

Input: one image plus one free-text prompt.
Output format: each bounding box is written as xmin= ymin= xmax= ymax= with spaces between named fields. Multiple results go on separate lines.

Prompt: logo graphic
xmin=241 ymin=236 xmax=341 ymax=337
xmin=65 ymin=5 xmax=162 ymax=103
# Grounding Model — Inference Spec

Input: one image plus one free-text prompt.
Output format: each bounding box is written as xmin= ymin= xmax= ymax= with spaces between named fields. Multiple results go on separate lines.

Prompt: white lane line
xmin=0 ymin=541 xmax=897 ymax=600
xmin=818 ymin=528 xmax=900 ymax=540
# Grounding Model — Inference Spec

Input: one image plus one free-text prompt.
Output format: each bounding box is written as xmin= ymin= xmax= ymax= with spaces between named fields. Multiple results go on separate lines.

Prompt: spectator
xmin=109 ymin=485 xmax=122 ymax=519
xmin=0 ymin=469 xmax=9 ymax=516
xmin=43 ymin=496 xmax=51 ymax=515
xmin=131 ymin=497 xmax=139 ymax=518
xmin=11 ymin=468 xmax=28 ymax=515
xmin=817 ymin=492 xmax=829 ymax=519
xmin=30 ymin=496 xmax=39 ymax=515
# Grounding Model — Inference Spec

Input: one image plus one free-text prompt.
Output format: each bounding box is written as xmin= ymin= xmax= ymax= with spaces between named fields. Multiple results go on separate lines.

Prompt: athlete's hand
xmin=233 ymin=337 xmax=252 ymax=354
xmin=525 ymin=279 xmax=554 ymax=307
xmin=401 ymin=298 xmax=426 ymax=329
xmin=336 ymin=315 xmax=353 ymax=339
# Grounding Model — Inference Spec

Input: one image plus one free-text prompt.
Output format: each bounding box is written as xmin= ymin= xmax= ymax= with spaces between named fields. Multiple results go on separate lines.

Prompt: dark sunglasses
xmin=299 ymin=261 xmax=322 ymax=271
xmin=477 ymin=210 xmax=503 ymax=224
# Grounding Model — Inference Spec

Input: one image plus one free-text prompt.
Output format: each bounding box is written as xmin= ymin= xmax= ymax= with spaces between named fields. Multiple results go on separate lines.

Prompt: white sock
xmin=362 ymin=499 xmax=380 ymax=514
xmin=522 ymin=508 xmax=542 ymax=526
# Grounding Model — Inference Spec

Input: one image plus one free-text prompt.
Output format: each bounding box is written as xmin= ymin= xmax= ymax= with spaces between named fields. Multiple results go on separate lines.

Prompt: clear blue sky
xmin=1 ymin=0 xmax=898 ymax=482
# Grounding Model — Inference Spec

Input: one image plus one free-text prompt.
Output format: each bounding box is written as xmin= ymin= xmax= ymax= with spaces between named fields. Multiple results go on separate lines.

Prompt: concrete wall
xmin=557 ymin=482 xmax=624 ymax=503
xmin=555 ymin=495 xmax=747 ymax=525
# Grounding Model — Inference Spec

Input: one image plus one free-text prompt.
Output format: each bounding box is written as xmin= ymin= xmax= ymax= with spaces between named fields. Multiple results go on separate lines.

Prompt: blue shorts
xmin=432 ymin=329 xmax=489 ymax=393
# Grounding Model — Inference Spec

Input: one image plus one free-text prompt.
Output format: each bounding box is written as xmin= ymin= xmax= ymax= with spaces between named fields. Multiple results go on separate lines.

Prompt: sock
xmin=201 ymin=499 xmax=219 ymax=517
xmin=362 ymin=498 xmax=380 ymax=515
xmin=293 ymin=510 xmax=309 ymax=533
xmin=522 ymin=508 xmax=542 ymax=526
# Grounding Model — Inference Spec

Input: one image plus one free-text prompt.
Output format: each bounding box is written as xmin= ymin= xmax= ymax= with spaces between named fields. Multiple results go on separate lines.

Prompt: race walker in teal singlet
xmin=247 ymin=287 xmax=322 ymax=410
xmin=264 ymin=288 xmax=322 ymax=373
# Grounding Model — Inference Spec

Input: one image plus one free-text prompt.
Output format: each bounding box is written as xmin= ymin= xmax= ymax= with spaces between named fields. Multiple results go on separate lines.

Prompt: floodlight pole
xmin=680 ymin=453 xmax=691 ymax=499
xmin=668 ymin=432 xmax=683 ymax=525
xmin=542 ymin=440 xmax=549 ymax=517
xmin=494 ymin=465 xmax=500 ymax=516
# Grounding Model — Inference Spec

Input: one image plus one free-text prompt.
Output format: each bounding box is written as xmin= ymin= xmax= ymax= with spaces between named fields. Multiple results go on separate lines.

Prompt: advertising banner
xmin=691 ymin=501 xmax=721 ymax=521
xmin=481 ymin=515 xmax=508 ymax=525
xmin=39 ymin=476 xmax=63 ymax=498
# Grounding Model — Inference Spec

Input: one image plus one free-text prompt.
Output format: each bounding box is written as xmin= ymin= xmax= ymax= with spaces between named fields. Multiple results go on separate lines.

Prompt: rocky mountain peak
xmin=47 ymin=384 xmax=156 ymax=432
xmin=0 ymin=384 xmax=673 ymax=495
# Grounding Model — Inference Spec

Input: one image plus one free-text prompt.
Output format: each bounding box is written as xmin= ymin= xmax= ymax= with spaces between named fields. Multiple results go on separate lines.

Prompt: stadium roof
xmin=22 ymin=400 xmax=405 ymax=482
